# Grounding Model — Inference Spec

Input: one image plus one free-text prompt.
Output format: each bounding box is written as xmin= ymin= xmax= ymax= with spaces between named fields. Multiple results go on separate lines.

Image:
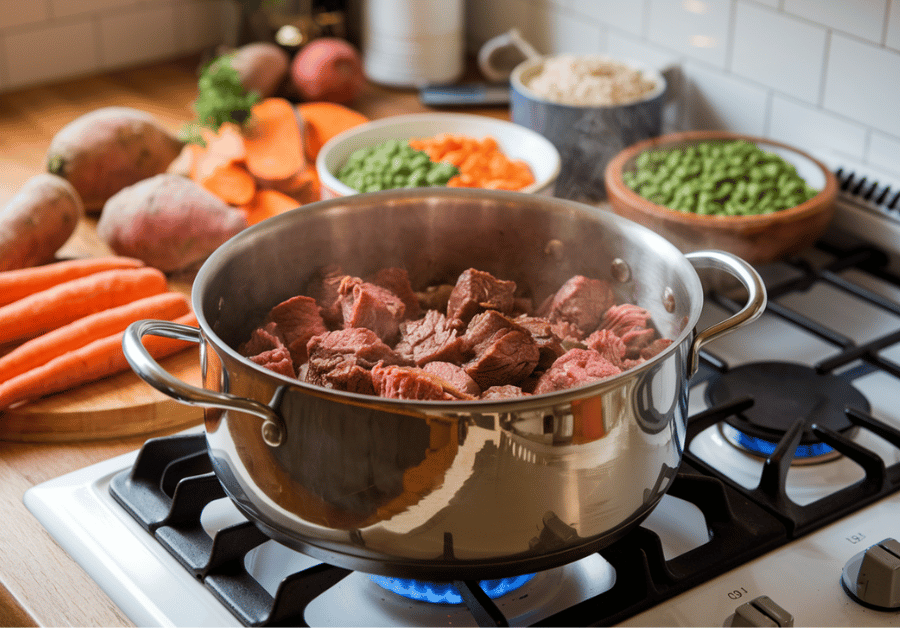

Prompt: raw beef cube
xmin=395 ymin=309 xmax=467 ymax=366
xmin=585 ymin=328 xmax=626 ymax=368
xmin=306 ymin=264 xmax=347 ymax=327
xmin=269 ymin=295 xmax=328 ymax=364
xmin=370 ymin=267 xmax=420 ymax=320
xmin=545 ymin=275 xmax=615 ymax=338
xmin=239 ymin=321 xmax=284 ymax=357
xmin=305 ymin=328 xmax=408 ymax=394
xmin=462 ymin=311 xmax=539 ymax=389
xmin=480 ymin=385 xmax=527 ymax=399
xmin=447 ymin=268 xmax=516 ymax=324
xmin=600 ymin=303 xmax=652 ymax=336
xmin=338 ymin=276 xmax=406 ymax=344
xmin=371 ymin=364 xmax=461 ymax=401
xmin=422 ymin=361 xmax=481 ymax=398
xmin=248 ymin=346 xmax=295 ymax=378
xmin=640 ymin=337 xmax=673 ymax=360
xmin=533 ymin=348 xmax=621 ymax=394
xmin=621 ymin=327 xmax=658 ymax=359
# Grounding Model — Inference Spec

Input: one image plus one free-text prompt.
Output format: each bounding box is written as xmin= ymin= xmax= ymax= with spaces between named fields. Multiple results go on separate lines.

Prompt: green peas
xmin=337 ymin=140 xmax=460 ymax=192
xmin=624 ymin=139 xmax=819 ymax=216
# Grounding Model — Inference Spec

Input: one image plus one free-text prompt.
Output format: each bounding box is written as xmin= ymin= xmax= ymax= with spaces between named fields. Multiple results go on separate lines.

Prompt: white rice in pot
xmin=525 ymin=54 xmax=657 ymax=106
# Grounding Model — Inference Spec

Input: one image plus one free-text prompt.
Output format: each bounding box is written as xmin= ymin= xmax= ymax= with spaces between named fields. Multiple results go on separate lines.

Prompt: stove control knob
xmin=725 ymin=595 xmax=793 ymax=627
xmin=842 ymin=537 xmax=900 ymax=610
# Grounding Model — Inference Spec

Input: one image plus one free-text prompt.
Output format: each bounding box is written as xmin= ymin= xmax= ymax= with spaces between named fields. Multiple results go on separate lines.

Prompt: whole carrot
xmin=0 ymin=266 xmax=167 ymax=345
xmin=0 ymin=291 xmax=189 ymax=382
xmin=0 ymin=256 xmax=145 ymax=307
xmin=0 ymin=312 xmax=198 ymax=411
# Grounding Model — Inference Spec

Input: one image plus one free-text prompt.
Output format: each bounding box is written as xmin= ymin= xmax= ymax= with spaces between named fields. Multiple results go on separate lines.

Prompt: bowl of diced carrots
xmin=315 ymin=113 xmax=561 ymax=199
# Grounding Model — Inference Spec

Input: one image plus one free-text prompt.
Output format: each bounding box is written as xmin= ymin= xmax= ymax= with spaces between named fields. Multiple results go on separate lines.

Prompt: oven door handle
xmin=686 ymin=250 xmax=767 ymax=375
xmin=122 ymin=319 xmax=287 ymax=447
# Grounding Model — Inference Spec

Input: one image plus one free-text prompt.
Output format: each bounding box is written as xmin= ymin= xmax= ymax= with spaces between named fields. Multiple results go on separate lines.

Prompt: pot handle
xmin=685 ymin=250 xmax=767 ymax=375
xmin=123 ymin=319 xmax=287 ymax=447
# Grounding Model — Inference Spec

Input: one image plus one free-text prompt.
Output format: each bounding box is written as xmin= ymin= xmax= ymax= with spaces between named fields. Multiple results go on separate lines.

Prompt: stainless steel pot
xmin=123 ymin=189 xmax=765 ymax=580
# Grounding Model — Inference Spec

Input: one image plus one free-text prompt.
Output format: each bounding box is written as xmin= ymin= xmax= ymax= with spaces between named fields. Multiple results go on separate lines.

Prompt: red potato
xmin=0 ymin=173 xmax=84 ymax=272
xmin=46 ymin=107 xmax=184 ymax=213
xmin=291 ymin=37 xmax=365 ymax=105
xmin=97 ymin=174 xmax=248 ymax=273
xmin=228 ymin=42 xmax=291 ymax=98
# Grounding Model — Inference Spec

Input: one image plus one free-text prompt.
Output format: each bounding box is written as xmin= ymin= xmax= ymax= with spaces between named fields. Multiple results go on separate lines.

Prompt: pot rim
xmin=192 ymin=187 xmax=704 ymax=412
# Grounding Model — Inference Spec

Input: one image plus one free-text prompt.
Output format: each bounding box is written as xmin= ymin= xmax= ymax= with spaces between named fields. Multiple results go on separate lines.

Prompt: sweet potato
xmin=227 ymin=42 xmax=291 ymax=98
xmin=97 ymin=174 xmax=248 ymax=273
xmin=0 ymin=174 xmax=84 ymax=271
xmin=46 ymin=107 xmax=184 ymax=212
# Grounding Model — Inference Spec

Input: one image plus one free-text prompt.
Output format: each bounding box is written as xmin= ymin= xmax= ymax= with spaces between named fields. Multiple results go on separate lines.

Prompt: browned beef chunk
xmin=306 ymin=264 xmax=346 ymax=328
xmin=515 ymin=315 xmax=566 ymax=370
xmin=585 ymin=328 xmax=626 ymax=368
xmin=239 ymin=321 xmax=284 ymax=357
xmin=268 ymin=295 xmax=328 ymax=364
xmin=371 ymin=363 xmax=465 ymax=401
xmin=446 ymin=268 xmax=516 ymax=324
xmin=462 ymin=311 xmax=539 ymax=389
xmin=481 ymin=384 xmax=527 ymax=399
xmin=338 ymin=276 xmax=406 ymax=344
xmin=248 ymin=346 xmax=296 ymax=378
xmin=533 ymin=348 xmax=621 ymax=394
xmin=305 ymin=328 xmax=409 ymax=394
xmin=545 ymin=275 xmax=615 ymax=338
xmin=369 ymin=267 xmax=420 ymax=320
xmin=422 ymin=361 xmax=481 ymax=398
xmin=395 ymin=309 xmax=467 ymax=365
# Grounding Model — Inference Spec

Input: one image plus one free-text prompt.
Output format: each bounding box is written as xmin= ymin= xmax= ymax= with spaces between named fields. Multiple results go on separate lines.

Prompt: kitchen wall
xmin=0 ymin=0 xmax=233 ymax=92
xmin=466 ymin=0 xmax=900 ymax=183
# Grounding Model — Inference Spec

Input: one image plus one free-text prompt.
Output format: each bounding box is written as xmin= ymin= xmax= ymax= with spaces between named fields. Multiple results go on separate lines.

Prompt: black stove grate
xmin=109 ymin=242 xmax=900 ymax=627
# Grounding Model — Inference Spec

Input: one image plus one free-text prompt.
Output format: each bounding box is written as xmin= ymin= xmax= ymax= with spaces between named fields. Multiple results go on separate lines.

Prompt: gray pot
xmin=511 ymin=57 xmax=667 ymax=202
xmin=123 ymin=189 xmax=764 ymax=580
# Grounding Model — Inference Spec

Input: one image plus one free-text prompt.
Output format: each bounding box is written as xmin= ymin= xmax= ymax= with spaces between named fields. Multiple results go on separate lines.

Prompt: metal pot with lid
xmin=123 ymin=188 xmax=765 ymax=580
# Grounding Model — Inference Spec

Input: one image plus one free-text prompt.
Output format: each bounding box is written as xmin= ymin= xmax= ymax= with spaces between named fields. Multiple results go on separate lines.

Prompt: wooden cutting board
xmin=0 ymin=348 xmax=203 ymax=442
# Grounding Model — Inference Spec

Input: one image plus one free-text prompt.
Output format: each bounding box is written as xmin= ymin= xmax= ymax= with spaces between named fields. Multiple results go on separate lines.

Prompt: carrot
xmin=0 ymin=312 xmax=198 ymax=411
xmin=296 ymin=101 xmax=369 ymax=161
xmin=243 ymin=97 xmax=306 ymax=182
xmin=0 ymin=266 xmax=168 ymax=345
xmin=0 ymin=256 xmax=145 ymax=307
xmin=409 ymin=134 xmax=535 ymax=191
xmin=240 ymin=188 xmax=299 ymax=225
xmin=199 ymin=161 xmax=257 ymax=206
xmin=0 ymin=291 xmax=189 ymax=382
xmin=192 ymin=122 xmax=248 ymax=182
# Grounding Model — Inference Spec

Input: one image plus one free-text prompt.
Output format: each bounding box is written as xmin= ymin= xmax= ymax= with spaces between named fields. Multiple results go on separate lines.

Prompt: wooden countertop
xmin=0 ymin=55 xmax=509 ymax=627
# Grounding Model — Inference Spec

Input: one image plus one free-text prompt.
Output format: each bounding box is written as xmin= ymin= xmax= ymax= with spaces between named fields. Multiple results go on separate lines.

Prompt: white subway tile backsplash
xmin=99 ymin=4 xmax=177 ymax=70
xmin=768 ymin=95 xmax=867 ymax=161
xmin=173 ymin=0 xmax=228 ymax=55
xmin=568 ymin=0 xmax=644 ymax=37
xmin=530 ymin=2 xmax=605 ymax=55
xmin=784 ymin=0 xmax=887 ymax=43
xmin=824 ymin=33 xmax=900 ymax=138
xmin=731 ymin=2 xmax=826 ymax=104
xmin=869 ymin=132 xmax=900 ymax=179
xmin=646 ymin=0 xmax=732 ymax=69
xmin=0 ymin=0 xmax=49 ymax=29
xmin=465 ymin=0 xmax=526 ymax=48
xmin=682 ymin=61 xmax=768 ymax=134
xmin=888 ymin=0 xmax=900 ymax=50
xmin=3 ymin=19 xmax=99 ymax=89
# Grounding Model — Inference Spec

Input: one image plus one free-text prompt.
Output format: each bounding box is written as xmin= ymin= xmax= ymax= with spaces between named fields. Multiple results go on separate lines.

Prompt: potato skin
xmin=46 ymin=107 xmax=184 ymax=213
xmin=97 ymin=174 xmax=248 ymax=273
xmin=0 ymin=173 xmax=84 ymax=271
xmin=229 ymin=42 xmax=290 ymax=98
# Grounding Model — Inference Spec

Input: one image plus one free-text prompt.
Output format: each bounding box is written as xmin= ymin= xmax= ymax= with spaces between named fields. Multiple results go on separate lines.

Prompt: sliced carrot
xmin=0 ymin=312 xmax=197 ymax=410
xmin=192 ymin=121 xmax=247 ymax=182
xmin=0 ymin=267 xmax=168 ymax=345
xmin=0 ymin=291 xmax=189 ymax=382
xmin=0 ymin=256 xmax=145 ymax=307
xmin=410 ymin=133 xmax=535 ymax=191
xmin=199 ymin=161 xmax=257 ymax=206
xmin=240 ymin=189 xmax=300 ymax=225
xmin=296 ymin=101 xmax=369 ymax=161
xmin=244 ymin=97 xmax=306 ymax=183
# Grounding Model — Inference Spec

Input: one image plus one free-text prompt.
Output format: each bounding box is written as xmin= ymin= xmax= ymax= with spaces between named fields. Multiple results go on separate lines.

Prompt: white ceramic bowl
xmin=316 ymin=112 xmax=561 ymax=199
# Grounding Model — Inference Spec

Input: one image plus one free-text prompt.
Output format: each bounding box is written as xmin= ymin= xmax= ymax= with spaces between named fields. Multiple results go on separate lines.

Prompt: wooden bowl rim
xmin=604 ymin=130 xmax=838 ymax=231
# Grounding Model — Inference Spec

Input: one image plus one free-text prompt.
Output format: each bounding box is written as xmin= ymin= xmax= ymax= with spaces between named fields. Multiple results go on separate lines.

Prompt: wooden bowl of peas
xmin=604 ymin=130 xmax=838 ymax=265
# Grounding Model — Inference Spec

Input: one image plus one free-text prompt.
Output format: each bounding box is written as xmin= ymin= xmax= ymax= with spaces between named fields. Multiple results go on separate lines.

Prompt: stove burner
xmin=369 ymin=573 xmax=535 ymax=605
xmin=705 ymin=361 xmax=870 ymax=463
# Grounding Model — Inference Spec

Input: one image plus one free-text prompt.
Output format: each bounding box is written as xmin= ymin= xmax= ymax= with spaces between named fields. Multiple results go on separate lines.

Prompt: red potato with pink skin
xmin=0 ymin=173 xmax=84 ymax=272
xmin=97 ymin=174 xmax=248 ymax=273
xmin=46 ymin=107 xmax=184 ymax=212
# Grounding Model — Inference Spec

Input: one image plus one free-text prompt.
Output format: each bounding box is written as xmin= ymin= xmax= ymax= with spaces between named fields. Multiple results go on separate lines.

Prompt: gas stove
xmin=24 ymin=172 xmax=900 ymax=627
